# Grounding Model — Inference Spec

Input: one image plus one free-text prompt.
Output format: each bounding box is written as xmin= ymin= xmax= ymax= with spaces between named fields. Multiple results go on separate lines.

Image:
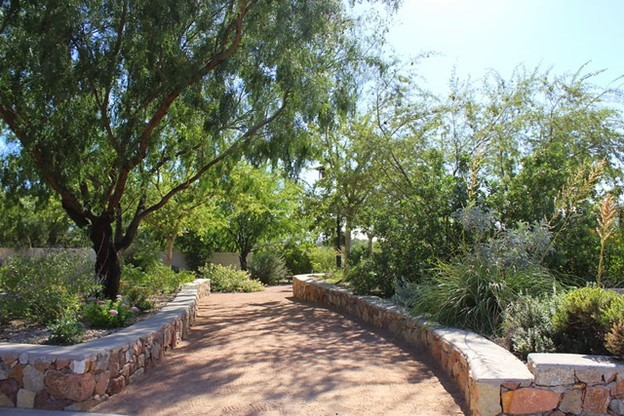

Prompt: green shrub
xmin=47 ymin=312 xmax=84 ymax=345
xmin=198 ymin=264 xmax=263 ymax=292
xmin=124 ymin=287 xmax=155 ymax=312
xmin=347 ymin=256 xmax=395 ymax=298
xmin=120 ymin=263 xmax=195 ymax=295
xmin=401 ymin=255 xmax=558 ymax=336
xmin=605 ymin=320 xmax=624 ymax=359
xmin=552 ymin=287 xmax=622 ymax=354
xmin=82 ymin=297 xmax=137 ymax=329
xmin=0 ymin=252 xmax=99 ymax=325
xmin=501 ymin=294 xmax=562 ymax=360
xmin=282 ymin=240 xmax=313 ymax=275
xmin=249 ymin=250 xmax=290 ymax=285
xmin=309 ymin=246 xmax=338 ymax=273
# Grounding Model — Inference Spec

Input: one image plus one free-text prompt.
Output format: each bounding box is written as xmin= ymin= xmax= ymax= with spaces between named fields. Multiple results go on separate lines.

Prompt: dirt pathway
xmin=93 ymin=285 xmax=467 ymax=416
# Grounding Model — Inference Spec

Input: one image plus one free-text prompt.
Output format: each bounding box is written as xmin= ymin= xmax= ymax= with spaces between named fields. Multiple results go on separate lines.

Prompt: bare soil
xmin=94 ymin=285 xmax=468 ymax=416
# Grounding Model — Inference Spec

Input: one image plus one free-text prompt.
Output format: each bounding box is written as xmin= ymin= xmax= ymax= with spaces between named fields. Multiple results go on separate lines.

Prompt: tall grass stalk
xmin=596 ymin=194 xmax=617 ymax=287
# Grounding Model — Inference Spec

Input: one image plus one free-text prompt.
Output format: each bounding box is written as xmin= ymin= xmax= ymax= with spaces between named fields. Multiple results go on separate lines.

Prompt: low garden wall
xmin=0 ymin=278 xmax=210 ymax=411
xmin=293 ymin=275 xmax=624 ymax=416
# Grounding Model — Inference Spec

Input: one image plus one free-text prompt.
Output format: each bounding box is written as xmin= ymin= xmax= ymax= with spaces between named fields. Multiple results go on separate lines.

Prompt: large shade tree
xmin=0 ymin=0 xmax=393 ymax=297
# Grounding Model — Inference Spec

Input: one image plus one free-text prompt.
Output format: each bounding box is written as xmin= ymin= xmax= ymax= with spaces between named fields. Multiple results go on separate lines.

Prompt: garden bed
xmin=0 ymin=278 xmax=210 ymax=411
xmin=293 ymin=275 xmax=624 ymax=416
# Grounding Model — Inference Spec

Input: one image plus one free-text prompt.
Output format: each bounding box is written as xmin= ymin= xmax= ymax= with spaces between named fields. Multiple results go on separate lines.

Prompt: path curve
xmin=94 ymin=285 xmax=467 ymax=416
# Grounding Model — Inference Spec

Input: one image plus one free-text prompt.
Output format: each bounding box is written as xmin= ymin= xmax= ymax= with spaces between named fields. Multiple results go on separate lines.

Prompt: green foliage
xmin=398 ymin=221 xmax=559 ymax=336
xmin=120 ymin=263 xmax=195 ymax=295
xmin=198 ymin=264 xmax=263 ymax=293
xmin=309 ymin=246 xmax=339 ymax=273
xmin=124 ymin=231 xmax=163 ymax=271
xmin=82 ymin=298 xmax=136 ymax=329
xmin=0 ymin=252 xmax=99 ymax=325
xmin=501 ymin=294 xmax=562 ymax=360
xmin=249 ymin=250 xmax=290 ymax=285
xmin=124 ymin=287 xmax=155 ymax=313
xmin=552 ymin=287 xmax=622 ymax=354
xmin=47 ymin=312 xmax=84 ymax=345
xmin=347 ymin=255 xmax=395 ymax=298
xmin=282 ymin=240 xmax=314 ymax=275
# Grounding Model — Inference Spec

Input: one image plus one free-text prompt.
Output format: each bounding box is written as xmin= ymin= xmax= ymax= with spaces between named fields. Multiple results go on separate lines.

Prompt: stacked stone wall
xmin=293 ymin=275 xmax=624 ymax=416
xmin=0 ymin=278 xmax=210 ymax=411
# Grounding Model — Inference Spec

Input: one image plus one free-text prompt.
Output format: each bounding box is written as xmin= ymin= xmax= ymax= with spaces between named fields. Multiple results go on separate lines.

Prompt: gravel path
xmin=93 ymin=285 xmax=467 ymax=416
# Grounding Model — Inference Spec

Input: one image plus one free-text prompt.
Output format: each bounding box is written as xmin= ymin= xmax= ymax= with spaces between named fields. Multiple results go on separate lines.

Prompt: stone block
xmin=95 ymin=370 xmax=111 ymax=396
xmin=501 ymin=388 xmax=560 ymax=414
xmin=533 ymin=367 xmax=575 ymax=386
xmin=616 ymin=373 xmax=624 ymax=398
xmin=22 ymin=365 xmax=44 ymax=393
xmin=55 ymin=359 xmax=70 ymax=370
xmin=95 ymin=353 xmax=110 ymax=372
xmin=0 ymin=393 xmax=14 ymax=407
xmin=470 ymin=382 xmax=501 ymax=416
xmin=559 ymin=388 xmax=583 ymax=414
xmin=16 ymin=388 xmax=35 ymax=408
xmin=70 ymin=359 xmax=87 ymax=374
xmin=0 ymin=378 xmax=19 ymax=403
xmin=129 ymin=368 xmax=144 ymax=384
xmin=583 ymin=385 xmax=610 ymax=415
xmin=610 ymin=399 xmax=624 ymax=415
xmin=107 ymin=375 xmax=125 ymax=395
xmin=9 ymin=364 xmax=23 ymax=384
xmin=44 ymin=370 xmax=96 ymax=402
xmin=18 ymin=353 xmax=28 ymax=365
xmin=34 ymin=391 xmax=71 ymax=410
xmin=576 ymin=368 xmax=604 ymax=384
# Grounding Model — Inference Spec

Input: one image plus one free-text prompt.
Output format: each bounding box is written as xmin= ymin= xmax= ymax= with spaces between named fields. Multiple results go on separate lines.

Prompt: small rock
xmin=55 ymin=359 xmax=70 ymax=370
xmin=34 ymin=391 xmax=72 ymax=411
xmin=584 ymin=385 xmax=610 ymax=415
xmin=44 ymin=370 xmax=96 ymax=402
xmin=94 ymin=370 xmax=111 ymax=396
xmin=0 ymin=378 xmax=19 ymax=402
xmin=18 ymin=354 xmax=28 ymax=365
xmin=16 ymin=389 xmax=36 ymax=408
xmin=501 ymin=388 xmax=560 ymax=414
xmin=559 ymin=388 xmax=583 ymax=414
xmin=609 ymin=399 xmax=624 ymax=415
xmin=0 ymin=393 xmax=14 ymax=407
xmin=70 ymin=359 xmax=87 ymax=374
xmin=128 ymin=368 xmax=144 ymax=384
xmin=107 ymin=375 xmax=125 ymax=395
xmin=576 ymin=368 xmax=603 ymax=384
xmin=23 ymin=365 xmax=44 ymax=393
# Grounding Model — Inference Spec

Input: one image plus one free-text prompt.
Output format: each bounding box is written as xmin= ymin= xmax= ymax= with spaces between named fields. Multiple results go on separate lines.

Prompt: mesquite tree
xmin=0 ymin=0 xmax=390 ymax=298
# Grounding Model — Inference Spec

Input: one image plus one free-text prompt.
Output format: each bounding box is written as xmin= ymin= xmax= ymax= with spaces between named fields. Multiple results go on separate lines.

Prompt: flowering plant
xmin=82 ymin=296 xmax=139 ymax=329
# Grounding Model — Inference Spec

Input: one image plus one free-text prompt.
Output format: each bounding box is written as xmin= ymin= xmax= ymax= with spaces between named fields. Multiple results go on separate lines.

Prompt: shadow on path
xmin=94 ymin=285 xmax=468 ymax=416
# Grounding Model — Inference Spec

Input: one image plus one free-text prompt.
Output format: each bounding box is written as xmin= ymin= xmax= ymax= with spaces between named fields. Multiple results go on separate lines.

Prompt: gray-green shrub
xmin=249 ymin=250 xmax=290 ymax=285
xmin=198 ymin=264 xmax=263 ymax=292
xmin=0 ymin=252 xmax=99 ymax=325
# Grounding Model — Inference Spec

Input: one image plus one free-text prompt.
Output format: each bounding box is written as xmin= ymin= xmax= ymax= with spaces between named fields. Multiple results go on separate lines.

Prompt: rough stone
xmin=55 ymin=359 xmax=70 ymax=370
xmin=64 ymin=397 xmax=101 ymax=412
xmin=95 ymin=371 xmax=111 ymax=396
xmin=501 ymin=381 xmax=521 ymax=390
xmin=107 ymin=375 xmax=125 ymax=395
xmin=16 ymin=388 xmax=36 ymax=408
xmin=0 ymin=393 xmax=14 ymax=407
xmin=34 ymin=391 xmax=72 ymax=411
xmin=576 ymin=368 xmax=604 ymax=384
xmin=107 ymin=355 xmax=120 ymax=375
xmin=471 ymin=382 xmax=501 ymax=416
xmin=533 ymin=367 xmax=575 ymax=386
xmin=128 ymin=368 xmax=144 ymax=384
xmin=70 ymin=359 xmax=87 ymax=374
xmin=610 ymin=399 xmax=624 ymax=415
xmin=22 ymin=365 xmax=44 ymax=392
xmin=559 ymin=388 xmax=583 ymax=414
xmin=137 ymin=353 xmax=146 ymax=368
xmin=550 ymin=410 xmax=565 ymax=416
xmin=95 ymin=353 xmax=110 ymax=372
xmin=583 ymin=385 xmax=610 ymax=415
xmin=1 ymin=355 xmax=18 ymax=365
xmin=501 ymin=388 xmax=560 ymax=414
xmin=121 ymin=363 xmax=131 ymax=377
xmin=616 ymin=373 xmax=624 ymax=398
xmin=0 ymin=378 xmax=19 ymax=403
xmin=44 ymin=370 xmax=96 ymax=402
xmin=0 ymin=364 xmax=8 ymax=381
xmin=9 ymin=364 xmax=24 ymax=384
xmin=18 ymin=353 xmax=28 ymax=365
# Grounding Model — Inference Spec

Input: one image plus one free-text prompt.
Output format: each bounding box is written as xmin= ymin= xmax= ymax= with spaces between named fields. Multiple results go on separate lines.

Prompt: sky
xmin=379 ymin=0 xmax=624 ymax=94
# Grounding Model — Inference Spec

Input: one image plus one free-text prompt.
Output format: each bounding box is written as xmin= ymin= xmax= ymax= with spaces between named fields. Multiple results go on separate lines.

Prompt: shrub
xmin=282 ymin=240 xmax=313 ymax=275
xmin=309 ymin=246 xmax=338 ymax=273
xmin=249 ymin=250 xmax=290 ymax=285
xmin=552 ymin=287 xmax=621 ymax=354
xmin=82 ymin=297 xmax=137 ymax=329
xmin=347 ymin=256 xmax=395 ymax=298
xmin=501 ymin=294 xmax=562 ymax=360
xmin=605 ymin=321 xmax=624 ymax=359
xmin=125 ymin=287 xmax=155 ymax=312
xmin=0 ymin=252 xmax=99 ymax=325
xmin=47 ymin=312 xmax=84 ymax=345
xmin=120 ymin=263 xmax=195 ymax=295
xmin=198 ymin=264 xmax=263 ymax=292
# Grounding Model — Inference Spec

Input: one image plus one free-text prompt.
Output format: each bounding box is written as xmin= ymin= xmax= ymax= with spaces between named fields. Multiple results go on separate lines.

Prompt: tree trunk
xmin=344 ymin=219 xmax=352 ymax=269
xmin=239 ymin=250 xmax=250 ymax=271
xmin=335 ymin=215 xmax=342 ymax=269
xmin=164 ymin=233 xmax=177 ymax=268
xmin=90 ymin=215 xmax=121 ymax=300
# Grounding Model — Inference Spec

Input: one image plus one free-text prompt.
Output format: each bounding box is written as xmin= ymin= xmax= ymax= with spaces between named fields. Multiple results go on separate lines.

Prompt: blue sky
xmin=381 ymin=0 xmax=624 ymax=93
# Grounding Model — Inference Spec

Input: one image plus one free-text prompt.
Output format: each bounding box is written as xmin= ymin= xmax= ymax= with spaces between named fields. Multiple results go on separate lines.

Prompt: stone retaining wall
xmin=292 ymin=275 xmax=624 ymax=416
xmin=0 ymin=278 xmax=210 ymax=411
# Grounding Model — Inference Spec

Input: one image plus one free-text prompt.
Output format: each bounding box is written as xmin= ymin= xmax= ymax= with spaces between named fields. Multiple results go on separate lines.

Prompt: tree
xmin=217 ymin=164 xmax=300 ymax=270
xmin=0 ymin=0 xmax=389 ymax=297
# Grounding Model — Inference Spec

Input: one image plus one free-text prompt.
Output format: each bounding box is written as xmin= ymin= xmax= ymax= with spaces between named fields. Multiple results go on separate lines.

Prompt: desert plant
xmin=198 ymin=264 xmax=263 ymax=293
xmin=120 ymin=263 xmax=195 ymax=295
xmin=347 ymin=255 xmax=395 ymax=298
xmin=596 ymin=194 xmax=617 ymax=287
xmin=0 ymin=252 xmax=99 ymax=325
xmin=501 ymin=294 xmax=562 ymax=360
xmin=249 ymin=250 xmax=290 ymax=285
xmin=552 ymin=287 xmax=622 ymax=354
xmin=605 ymin=320 xmax=624 ymax=359
xmin=47 ymin=312 xmax=84 ymax=345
